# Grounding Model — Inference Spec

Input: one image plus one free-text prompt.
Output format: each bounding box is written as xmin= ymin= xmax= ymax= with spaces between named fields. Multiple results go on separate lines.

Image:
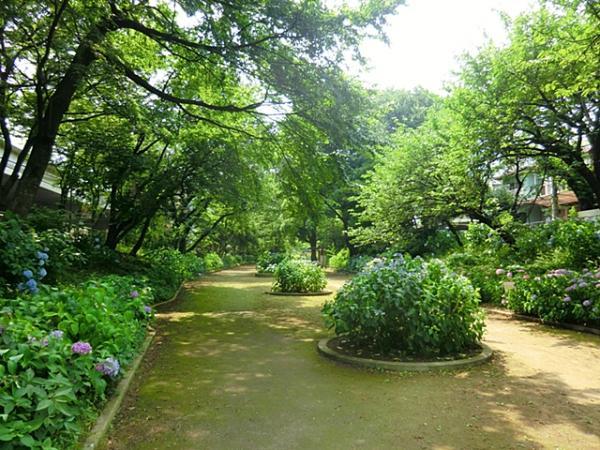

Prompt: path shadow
xmin=107 ymin=275 xmax=600 ymax=450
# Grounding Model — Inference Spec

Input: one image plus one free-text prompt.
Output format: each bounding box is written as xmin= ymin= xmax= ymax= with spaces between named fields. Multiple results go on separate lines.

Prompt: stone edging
xmin=81 ymin=331 xmax=156 ymax=449
xmin=266 ymin=290 xmax=333 ymax=296
xmin=152 ymin=282 xmax=185 ymax=309
xmin=317 ymin=338 xmax=493 ymax=372
xmin=486 ymin=307 xmax=600 ymax=336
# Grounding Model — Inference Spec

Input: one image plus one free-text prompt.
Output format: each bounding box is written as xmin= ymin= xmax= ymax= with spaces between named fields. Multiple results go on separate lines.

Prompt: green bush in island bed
xmin=256 ymin=251 xmax=286 ymax=274
xmin=322 ymin=255 xmax=485 ymax=357
xmin=272 ymin=260 xmax=327 ymax=293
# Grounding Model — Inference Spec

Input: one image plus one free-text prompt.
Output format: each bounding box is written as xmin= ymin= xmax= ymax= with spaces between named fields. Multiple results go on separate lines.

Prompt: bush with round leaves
xmin=272 ymin=259 xmax=327 ymax=293
xmin=322 ymin=255 xmax=485 ymax=357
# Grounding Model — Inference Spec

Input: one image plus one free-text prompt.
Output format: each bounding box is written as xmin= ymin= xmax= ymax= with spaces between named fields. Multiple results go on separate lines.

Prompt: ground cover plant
xmin=0 ymin=276 xmax=154 ymax=449
xmin=272 ymin=260 xmax=327 ymax=293
xmin=323 ymin=255 xmax=485 ymax=357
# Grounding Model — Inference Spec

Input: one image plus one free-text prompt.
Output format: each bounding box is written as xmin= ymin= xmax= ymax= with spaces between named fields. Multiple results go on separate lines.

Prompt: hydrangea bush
xmin=272 ymin=259 xmax=327 ymax=293
xmin=501 ymin=268 xmax=600 ymax=325
xmin=323 ymin=255 xmax=485 ymax=357
xmin=0 ymin=276 xmax=154 ymax=448
xmin=256 ymin=251 xmax=286 ymax=273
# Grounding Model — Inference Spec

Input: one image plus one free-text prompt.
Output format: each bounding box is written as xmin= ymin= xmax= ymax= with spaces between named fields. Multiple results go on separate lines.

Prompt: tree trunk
xmin=8 ymin=20 xmax=113 ymax=214
xmin=129 ymin=216 xmax=152 ymax=257
xmin=309 ymin=228 xmax=318 ymax=261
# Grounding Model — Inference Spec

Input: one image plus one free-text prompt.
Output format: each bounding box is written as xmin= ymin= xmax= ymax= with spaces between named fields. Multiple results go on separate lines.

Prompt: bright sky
xmin=352 ymin=0 xmax=538 ymax=93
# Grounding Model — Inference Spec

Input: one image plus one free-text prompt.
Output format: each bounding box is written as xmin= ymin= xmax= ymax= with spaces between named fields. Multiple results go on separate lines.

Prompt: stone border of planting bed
xmin=317 ymin=338 xmax=493 ymax=372
xmin=266 ymin=290 xmax=333 ymax=296
xmin=81 ymin=330 xmax=155 ymax=449
xmin=486 ymin=307 xmax=600 ymax=336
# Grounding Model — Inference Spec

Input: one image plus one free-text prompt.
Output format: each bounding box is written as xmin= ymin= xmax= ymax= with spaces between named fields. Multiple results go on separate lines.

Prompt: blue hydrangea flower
xmin=36 ymin=251 xmax=49 ymax=261
xmin=49 ymin=330 xmax=64 ymax=339
xmin=22 ymin=269 xmax=34 ymax=279
xmin=583 ymin=300 xmax=592 ymax=307
xmin=25 ymin=279 xmax=37 ymax=290
xmin=143 ymin=305 xmax=152 ymax=314
xmin=38 ymin=268 xmax=47 ymax=279
xmin=95 ymin=357 xmax=120 ymax=377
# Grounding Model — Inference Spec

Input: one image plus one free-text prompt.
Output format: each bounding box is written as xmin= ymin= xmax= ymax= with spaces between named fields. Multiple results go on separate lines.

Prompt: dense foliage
xmin=256 ymin=252 xmax=286 ymax=274
xmin=272 ymin=260 xmax=327 ymax=293
xmin=323 ymin=256 xmax=485 ymax=356
xmin=0 ymin=276 xmax=154 ymax=448
xmin=504 ymin=269 xmax=600 ymax=326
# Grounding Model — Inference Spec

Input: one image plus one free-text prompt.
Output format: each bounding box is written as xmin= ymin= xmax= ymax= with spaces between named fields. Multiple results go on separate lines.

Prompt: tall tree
xmin=0 ymin=0 xmax=402 ymax=213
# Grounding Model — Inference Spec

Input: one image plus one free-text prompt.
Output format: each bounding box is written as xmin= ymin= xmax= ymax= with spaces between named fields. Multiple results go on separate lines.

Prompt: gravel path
xmin=104 ymin=267 xmax=600 ymax=450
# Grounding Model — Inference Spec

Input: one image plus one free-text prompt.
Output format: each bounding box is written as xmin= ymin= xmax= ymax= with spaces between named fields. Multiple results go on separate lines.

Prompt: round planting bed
xmin=266 ymin=290 xmax=333 ymax=296
xmin=317 ymin=337 xmax=493 ymax=372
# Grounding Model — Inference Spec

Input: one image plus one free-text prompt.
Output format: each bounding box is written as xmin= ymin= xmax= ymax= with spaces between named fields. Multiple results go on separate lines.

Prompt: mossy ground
xmin=104 ymin=267 xmax=600 ymax=449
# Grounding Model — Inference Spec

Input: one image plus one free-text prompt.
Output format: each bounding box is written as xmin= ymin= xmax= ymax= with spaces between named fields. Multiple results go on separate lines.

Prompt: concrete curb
xmin=266 ymin=290 xmax=333 ymax=297
xmin=317 ymin=338 xmax=493 ymax=372
xmin=152 ymin=282 xmax=185 ymax=309
xmin=486 ymin=307 xmax=600 ymax=336
xmin=81 ymin=331 xmax=156 ymax=449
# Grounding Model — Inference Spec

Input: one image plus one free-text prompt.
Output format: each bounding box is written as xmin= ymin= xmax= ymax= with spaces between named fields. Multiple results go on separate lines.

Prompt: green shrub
xmin=0 ymin=214 xmax=45 ymax=296
xmin=322 ymin=255 xmax=485 ymax=356
xmin=272 ymin=260 xmax=327 ymax=293
xmin=0 ymin=276 xmax=153 ymax=448
xmin=329 ymin=248 xmax=350 ymax=271
xmin=222 ymin=254 xmax=242 ymax=268
xmin=137 ymin=249 xmax=202 ymax=301
xmin=444 ymin=252 xmax=504 ymax=304
xmin=256 ymin=251 xmax=286 ymax=273
xmin=203 ymin=252 xmax=224 ymax=272
xmin=347 ymin=255 xmax=372 ymax=273
xmin=504 ymin=268 xmax=600 ymax=325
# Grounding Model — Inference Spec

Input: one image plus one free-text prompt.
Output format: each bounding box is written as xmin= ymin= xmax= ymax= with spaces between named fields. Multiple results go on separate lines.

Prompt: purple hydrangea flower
xmin=522 ymin=274 xmax=530 ymax=280
xmin=566 ymin=284 xmax=577 ymax=292
xmin=41 ymin=338 xmax=49 ymax=347
xmin=22 ymin=269 xmax=34 ymax=279
xmin=143 ymin=305 xmax=152 ymax=314
xmin=506 ymin=272 xmax=513 ymax=279
xmin=49 ymin=330 xmax=64 ymax=340
xmin=95 ymin=357 xmax=120 ymax=378
xmin=71 ymin=341 xmax=92 ymax=355
xmin=563 ymin=296 xmax=572 ymax=303
xmin=495 ymin=269 xmax=505 ymax=276
xmin=130 ymin=290 xmax=139 ymax=298
xmin=578 ymin=281 xmax=588 ymax=288
xmin=583 ymin=300 xmax=592 ymax=307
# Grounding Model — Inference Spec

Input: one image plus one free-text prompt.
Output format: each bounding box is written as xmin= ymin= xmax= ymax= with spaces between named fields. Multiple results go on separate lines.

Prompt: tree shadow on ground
xmin=107 ymin=277 xmax=600 ymax=450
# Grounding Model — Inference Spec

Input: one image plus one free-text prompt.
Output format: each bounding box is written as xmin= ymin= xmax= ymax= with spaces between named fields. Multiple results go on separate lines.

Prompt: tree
xmin=453 ymin=0 xmax=600 ymax=209
xmin=0 ymin=0 xmax=402 ymax=214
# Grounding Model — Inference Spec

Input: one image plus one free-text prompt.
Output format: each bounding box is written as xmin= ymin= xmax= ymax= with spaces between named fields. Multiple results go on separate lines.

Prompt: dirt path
xmin=104 ymin=267 xmax=600 ymax=450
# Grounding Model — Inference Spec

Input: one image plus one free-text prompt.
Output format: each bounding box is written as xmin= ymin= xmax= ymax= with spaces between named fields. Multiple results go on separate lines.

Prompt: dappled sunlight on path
xmin=105 ymin=266 xmax=600 ymax=450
